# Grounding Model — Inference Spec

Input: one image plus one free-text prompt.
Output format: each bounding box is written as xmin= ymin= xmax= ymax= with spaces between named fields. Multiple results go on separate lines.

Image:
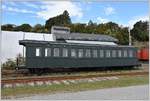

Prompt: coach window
xmin=36 ymin=48 xmax=41 ymax=57
xmin=123 ymin=50 xmax=127 ymax=57
xmin=118 ymin=50 xmax=122 ymax=57
xmin=71 ymin=49 xmax=76 ymax=58
xmin=53 ymin=48 xmax=60 ymax=57
xmin=129 ymin=50 xmax=133 ymax=57
xmin=85 ymin=49 xmax=91 ymax=58
xmin=78 ymin=49 xmax=83 ymax=58
xmin=112 ymin=50 xmax=116 ymax=58
xmin=100 ymin=50 xmax=104 ymax=58
xmin=106 ymin=50 xmax=111 ymax=58
xmin=93 ymin=50 xmax=98 ymax=58
xmin=63 ymin=48 xmax=68 ymax=57
xmin=45 ymin=48 xmax=51 ymax=57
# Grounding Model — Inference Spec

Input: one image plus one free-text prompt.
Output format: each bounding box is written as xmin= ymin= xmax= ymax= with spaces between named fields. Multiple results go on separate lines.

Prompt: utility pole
xmin=0 ymin=0 xmax=2 ymax=70
xmin=128 ymin=27 xmax=132 ymax=46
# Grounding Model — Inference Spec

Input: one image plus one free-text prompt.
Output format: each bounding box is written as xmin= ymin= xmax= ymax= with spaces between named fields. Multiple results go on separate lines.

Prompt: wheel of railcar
xmin=35 ymin=68 xmax=44 ymax=76
xmin=29 ymin=68 xmax=32 ymax=73
xmin=29 ymin=68 xmax=35 ymax=74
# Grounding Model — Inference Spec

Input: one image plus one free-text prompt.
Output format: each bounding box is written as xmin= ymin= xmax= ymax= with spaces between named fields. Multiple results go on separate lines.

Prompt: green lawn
xmin=2 ymin=75 xmax=149 ymax=99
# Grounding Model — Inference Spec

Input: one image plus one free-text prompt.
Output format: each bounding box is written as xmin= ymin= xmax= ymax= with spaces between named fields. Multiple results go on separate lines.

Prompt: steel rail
xmin=2 ymin=71 xmax=148 ymax=84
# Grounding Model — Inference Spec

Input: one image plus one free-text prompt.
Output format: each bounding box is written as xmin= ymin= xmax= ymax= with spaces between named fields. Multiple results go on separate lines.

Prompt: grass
xmin=1 ymin=75 xmax=149 ymax=99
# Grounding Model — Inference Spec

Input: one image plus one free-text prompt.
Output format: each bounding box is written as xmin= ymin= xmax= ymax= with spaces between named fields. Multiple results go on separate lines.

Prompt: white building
xmin=1 ymin=31 xmax=53 ymax=63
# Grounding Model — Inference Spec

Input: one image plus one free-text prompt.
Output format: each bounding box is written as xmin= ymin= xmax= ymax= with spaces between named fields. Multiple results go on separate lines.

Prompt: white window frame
xmin=78 ymin=49 xmax=83 ymax=58
xmin=85 ymin=49 xmax=91 ymax=58
xmin=45 ymin=48 xmax=51 ymax=57
xmin=100 ymin=50 xmax=104 ymax=58
xmin=112 ymin=50 xmax=116 ymax=58
xmin=36 ymin=48 xmax=41 ymax=57
xmin=106 ymin=50 xmax=111 ymax=58
xmin=118 ymin=50 xmax=122 ymax=57
xmin=71 ymin=49 xmax=76 ymax=58
xmin=53 ymin=48 xmax=60 ymax=57
xmin=123 ymin=50 xmax=127 ymax=57
xmin=62 ymin=48 xmax=68 ymax=57
xmin=129 ymin=50 xmax=133 ymax=57
xmin=93 ymin=50 xmax=98 ymax=58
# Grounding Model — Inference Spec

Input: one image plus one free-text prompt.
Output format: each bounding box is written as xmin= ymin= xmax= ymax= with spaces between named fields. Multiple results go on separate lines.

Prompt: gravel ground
xmin=18 ymin=85 xmax=149 ymax=100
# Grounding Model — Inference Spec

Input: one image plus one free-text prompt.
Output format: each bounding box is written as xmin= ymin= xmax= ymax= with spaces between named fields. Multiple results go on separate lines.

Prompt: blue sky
xmin=2 ymin=1 xmax=149 ymax=28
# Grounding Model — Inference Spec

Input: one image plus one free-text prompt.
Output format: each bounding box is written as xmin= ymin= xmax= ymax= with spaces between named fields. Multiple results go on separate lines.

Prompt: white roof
xmin=66 ymin=40 xmax=117 ymax=45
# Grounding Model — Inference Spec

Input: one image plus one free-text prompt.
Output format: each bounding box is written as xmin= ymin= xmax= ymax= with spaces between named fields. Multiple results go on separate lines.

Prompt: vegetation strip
xmin=2 ymin=75 xmax=149 ymax=99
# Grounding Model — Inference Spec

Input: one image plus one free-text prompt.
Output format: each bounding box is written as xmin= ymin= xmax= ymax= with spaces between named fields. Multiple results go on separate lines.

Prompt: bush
xmin=2 ymin=59 xmax=16 ymax=70
xmin=2 ymin=53 xmax=25 ymax=70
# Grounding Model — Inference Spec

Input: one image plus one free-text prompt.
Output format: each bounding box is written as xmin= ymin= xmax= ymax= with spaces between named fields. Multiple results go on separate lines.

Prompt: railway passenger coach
xmin=18 ymin=26 xmax=140 ymax=74
xmin=19 ymin=40 xmax=139 ymax=73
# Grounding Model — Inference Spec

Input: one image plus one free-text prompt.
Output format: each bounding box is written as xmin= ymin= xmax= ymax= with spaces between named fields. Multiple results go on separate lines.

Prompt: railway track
xmin=2 ymin=63 xmax=149 ymax=78
xmin=2 ymin=71 xmax=148 ymax=84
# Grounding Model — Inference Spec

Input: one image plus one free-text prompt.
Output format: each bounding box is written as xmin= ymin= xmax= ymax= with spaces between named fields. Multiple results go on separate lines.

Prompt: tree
xmin=96 ymin=22 xmax=129 ymax=44
xmin=62 ymin=10 xmax=72 ymax=25
xmin=86 ymin=20 xmax=97 ymax=33
xmin=88 ymin=20 xmax=94 ymax=26
xmin=131 ymin=20 xmax=149 ymax=41
xmin=45 ymin=10 xmax=72 ymax=32
xmin=96 ymin=22 xmax=119 ymax=36
xmin=116 ymin=27 xmax=129 ymax=45
xmin=14 ymin=24 xmax=32 ymax=32
xmin=70 ymin=23 xmax=86 ymax=33
xmin=32 ymin=24 xmax=45 ymax=33
xmin=1 ymin=24 xmax=16 ymax=31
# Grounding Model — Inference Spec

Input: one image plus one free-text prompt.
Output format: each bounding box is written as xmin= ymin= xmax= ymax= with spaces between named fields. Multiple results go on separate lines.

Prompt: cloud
xmin=2 ymin=5 xmax=6 ymax=9
xmin=2 ymin=5 xmax=35 ymax=14
xmin=8 ymin=2 xmax=17 ymax=6
xmin=22 ymin=2 xmax=38 ymax=8
xmin=104 ymin=6 xmax=115 ymax=16
xmin=128 ymin=15 xmax=148 ymax=28
xmin=97 ymin=17 xmax=109 ymax=23
xmin=37 ymin=1 xmax=83 ymax=20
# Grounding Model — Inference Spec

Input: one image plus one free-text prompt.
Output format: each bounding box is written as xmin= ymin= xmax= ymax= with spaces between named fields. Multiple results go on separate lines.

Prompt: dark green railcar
xmin=19 ymin=40 xmax=139 ymax=73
